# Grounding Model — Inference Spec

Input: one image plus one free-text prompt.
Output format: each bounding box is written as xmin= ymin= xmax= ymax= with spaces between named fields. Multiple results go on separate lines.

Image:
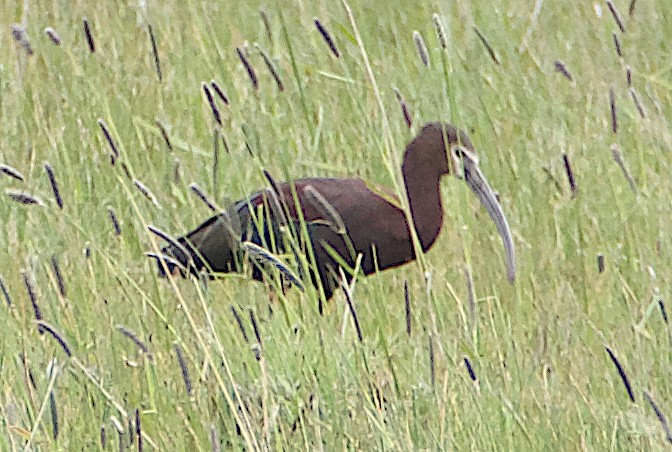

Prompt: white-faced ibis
xmin=150 ymin=122 xmax=515 ymax=300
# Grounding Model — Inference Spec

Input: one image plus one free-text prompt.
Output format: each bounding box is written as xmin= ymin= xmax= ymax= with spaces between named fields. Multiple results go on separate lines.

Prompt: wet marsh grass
xmin=1 ymin=0 xmax=672 ymax=449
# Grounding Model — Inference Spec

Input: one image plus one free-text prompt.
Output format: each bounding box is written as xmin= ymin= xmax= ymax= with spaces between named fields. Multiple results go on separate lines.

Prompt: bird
xmin=149 ymin=122 xmax=515 ymax=301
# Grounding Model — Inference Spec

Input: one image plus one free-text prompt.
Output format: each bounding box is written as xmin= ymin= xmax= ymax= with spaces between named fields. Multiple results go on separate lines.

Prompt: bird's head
xmin=408 ymin=122 xmax=476 ymax=177
xmin=406 ymin=122 xmax=516 ymax=283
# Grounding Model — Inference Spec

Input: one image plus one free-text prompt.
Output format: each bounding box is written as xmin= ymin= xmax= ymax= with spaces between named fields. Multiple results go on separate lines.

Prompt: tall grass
xmin=1 ymin=0 xmax=671 ymax=449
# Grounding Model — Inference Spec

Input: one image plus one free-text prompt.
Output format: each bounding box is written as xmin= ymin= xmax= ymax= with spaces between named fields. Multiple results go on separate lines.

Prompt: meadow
xmin=1 ymin=0 xmax=671 ymax=449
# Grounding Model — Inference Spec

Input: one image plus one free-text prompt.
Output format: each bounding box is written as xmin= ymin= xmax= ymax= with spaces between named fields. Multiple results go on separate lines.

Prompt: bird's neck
xmin=402 ymin=159 xmax=444 ymax=252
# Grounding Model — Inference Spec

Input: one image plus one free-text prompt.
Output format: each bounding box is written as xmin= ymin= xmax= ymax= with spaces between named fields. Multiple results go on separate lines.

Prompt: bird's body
xmin=152 ymin=123 xmax=515 ymax=300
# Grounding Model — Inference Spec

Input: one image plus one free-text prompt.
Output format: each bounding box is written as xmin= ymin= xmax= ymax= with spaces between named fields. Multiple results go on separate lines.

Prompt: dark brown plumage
xmin=150 ymin=122 xmax=515 ymax=300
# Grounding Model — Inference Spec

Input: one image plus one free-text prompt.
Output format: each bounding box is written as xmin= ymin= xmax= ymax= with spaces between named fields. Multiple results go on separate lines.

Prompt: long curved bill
xmin=463 ymin=158 xmax=516 ymax=283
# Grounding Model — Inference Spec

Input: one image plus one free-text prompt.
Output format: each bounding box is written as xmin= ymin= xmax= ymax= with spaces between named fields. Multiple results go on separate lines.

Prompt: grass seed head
xmin=643 ymin=391 xmax=672 ymax=443
xmin=404 ymin=280 xmax=411 ymax=336
xmin=83 ymin=18 xmax=95 ymax=52
xmin=202 ymin=83 xmax=222 ymax=126
xmin=611 ymin=144 xmax=637 ymax=193
xmin=432 ymin=14 xmax=448 ymax=49
xmin=473 ymin=26 xmax=500 ymax=65
xmin=190 ymin=183 xmax=217 ymax=211
xmin=625 ymin=65 xmax=632 ymax=86
xmin=37 ymin=321 xmax=72 ymax=357
xmin=629 ymin=87 xmax=646 ymax=118
xmin=5 ymin=190 xmax=44 ymax=206
xmin=428 ymin=333 xmax=435 ymax=388
xmin=393 ymin=86 xmax=412 ymax=128
xmin=115 ymin=325 xmax=152 ymax=360
xmin=173 ymin=343 xmax=192 ymax=396
xmin=554 ymin=60 xmax=574 ymax=82
xmin=612 ymin=32 xmax=622 ymax=57
xmin=135 ymin=409 xmax=143 ymax=451
xmin=464 ymin=356 xmax=477 ymax=381
xmin=605 ymin=346 xmax=635 ymax=402
xmin=658 ymin=298 xmax=669 ymax=324
xmin=97 ymin=119 xmax=119 ymax=164
xmin=132 ymin=179 xmax=160 ymax=208
xmin=0 ymin=163 xmax=25 ymax=181
xmin=236 ymin=47 xmax=259 ymax=90
xmin=249 ymin=309 xmax=263 ymax=346
xmin=100 ymin=426 xmax=106 ymax=448
xmin=44 ymin=27 xmax=61 ymax=45
xmin=148 ymin=23 xmax=162 ymax=81
xmin=51 ymin=255 xmax=67 ymax=297
xmin=606 ymin=1 xmax=626 ymax=33
xmin=242 ymin=241 xmax=304 ymax=291
xmin=173 ymin=158 xmax=181 ymax=184
xmin=210 ymin=80 xmax=230 ymax=105
xmin=609 ymin=88 xmax=618 ymax=133
xmin=11 ymin=24 xmax=34 ymax=55
xmin=0 ymin=276 xmax=12 ymax=307
xmin=23 ymin=271 xmax=45 ymax=333
xmin=108 ymin=207 xmax=121 ymax=235
xmin=313 ymin=18 xmax=340 ymax=58
xmin=231 ymin=305 xmax=250 ymax=343
xmin=260 ymin=9 xmax=272 ymax=42
xmin=255 ymin=43 xmax=285 ymax=91
xmin=44 ymin=162 xmax=63 ymax=209
xmin=155 ymin=120 xmax=173 ymax=152
xmin=561 ymin=153 xmax=577 ymax=197
xmin=413 ymin=31 xmax=430 ymax=67
xmin=597 ymin=253 xmax=605 ymax=273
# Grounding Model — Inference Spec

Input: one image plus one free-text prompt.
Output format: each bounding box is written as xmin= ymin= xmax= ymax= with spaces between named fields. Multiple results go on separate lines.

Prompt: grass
xmin=1 ymin=0 xmax=671 ymax=449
